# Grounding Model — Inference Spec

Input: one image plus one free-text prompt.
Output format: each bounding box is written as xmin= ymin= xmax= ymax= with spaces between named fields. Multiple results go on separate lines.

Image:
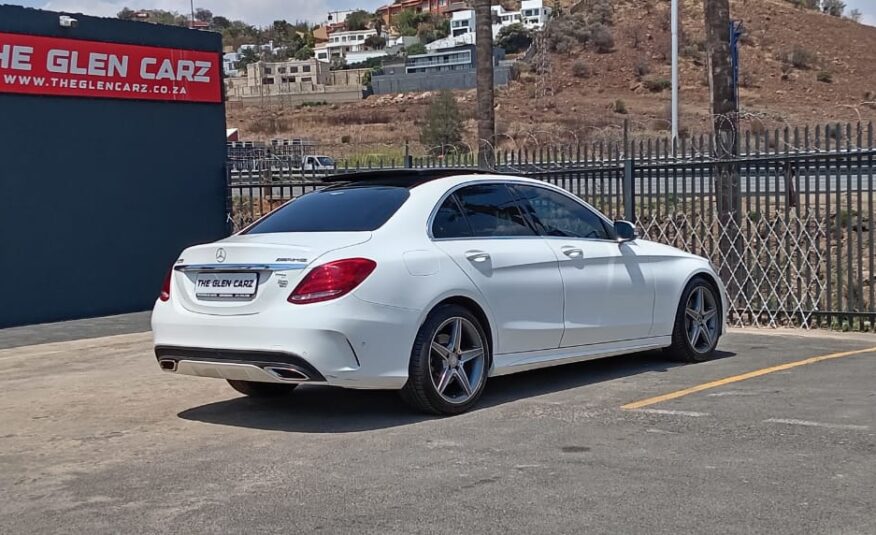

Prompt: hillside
xmin=226 ymin=0 xmax=876 ymax=154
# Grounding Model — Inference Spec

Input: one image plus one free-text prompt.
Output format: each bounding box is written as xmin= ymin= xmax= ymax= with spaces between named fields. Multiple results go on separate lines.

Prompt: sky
xmin=8 ymin=0 xmax=385 ymax=25
xmin=846 ymin=0 xmax=876 ymax=26
xmin=5 ymin=0 xmax=876 ymax=27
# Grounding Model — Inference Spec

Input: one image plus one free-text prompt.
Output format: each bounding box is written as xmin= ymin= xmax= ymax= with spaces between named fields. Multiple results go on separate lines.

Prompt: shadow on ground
xmin=178 ymin=348 xmax=735 ymax=433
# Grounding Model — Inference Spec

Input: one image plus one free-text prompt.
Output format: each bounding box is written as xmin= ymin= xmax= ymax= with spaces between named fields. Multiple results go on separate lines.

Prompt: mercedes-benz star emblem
xmin=216 ymin=248 xmax=226 ymax=263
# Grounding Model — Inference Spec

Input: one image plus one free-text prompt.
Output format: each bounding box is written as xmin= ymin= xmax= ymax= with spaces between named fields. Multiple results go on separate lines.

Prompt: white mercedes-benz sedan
xmin=152 ymin=170 xmax=727 ymax=414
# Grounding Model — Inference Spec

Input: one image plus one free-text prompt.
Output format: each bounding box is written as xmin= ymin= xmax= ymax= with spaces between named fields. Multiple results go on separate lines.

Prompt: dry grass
xmin=227 ymin=0 xmax=876 ymax=151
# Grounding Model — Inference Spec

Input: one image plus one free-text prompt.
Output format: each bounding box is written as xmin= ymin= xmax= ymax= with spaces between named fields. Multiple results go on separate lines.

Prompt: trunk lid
xmin=172 ymin=232 xmax=371 ymax=315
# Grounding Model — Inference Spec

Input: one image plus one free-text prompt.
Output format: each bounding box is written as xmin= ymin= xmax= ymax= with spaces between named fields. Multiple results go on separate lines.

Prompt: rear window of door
xmin=512 ymin=184 xmax=615 ymax=240
xmin=452 ymin=183 xmax=536 ymax=237
xmin=432 ymin=196 xmax=473 ymax=239
xmin=244 ymin=185 xmax=409 ymax=233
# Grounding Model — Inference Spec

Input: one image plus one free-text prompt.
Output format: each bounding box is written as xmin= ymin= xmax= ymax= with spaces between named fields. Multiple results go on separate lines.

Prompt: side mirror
xmin=614 ymin=220 xmax=637 ymax=242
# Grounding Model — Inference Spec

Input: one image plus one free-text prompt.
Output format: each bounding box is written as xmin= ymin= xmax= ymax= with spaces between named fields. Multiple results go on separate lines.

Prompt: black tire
xmin=400 ymin=304 xmax=490 ymax=415
xmin=666 ymin=277 xmax=722 ymax=363
xmin=227 ymin=380 xmax=298 ymax=399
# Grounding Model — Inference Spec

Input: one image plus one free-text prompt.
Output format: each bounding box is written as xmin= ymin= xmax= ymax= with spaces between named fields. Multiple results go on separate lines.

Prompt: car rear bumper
xmin=155 ymin=346 xmax=328 ymax=383
xmin=151 ymin=295 xmax=419 ymax=390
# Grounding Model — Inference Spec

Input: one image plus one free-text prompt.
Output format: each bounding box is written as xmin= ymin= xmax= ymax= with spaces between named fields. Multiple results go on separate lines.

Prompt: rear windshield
xmin=244 ymin=186 xmax=410 ymax=233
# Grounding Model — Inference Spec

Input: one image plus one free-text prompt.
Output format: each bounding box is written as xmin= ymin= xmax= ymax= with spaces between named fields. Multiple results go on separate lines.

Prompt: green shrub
xmin=545 ymin=6 xmax=615 ymax=54
xmin=420 ymin=90 xmax=464 ymax=155
xmin=590 ymin=24 xmax=614 ymax=53
xmin=497 ymin=23 xmax=533 ymax=53
xmin=822 ymin=0 xmax=845 ymax=17
xmin=405 ymin=43 xmax=427 ymax=56
xmin=778 ymin=45 xmax=816 ymax=70
xmin=643 ymin=76 xmax=671 ymax=92
xmin=572 ymin=61 xmax=591 ymax=78
xmin=633 ymin=58 xmax=650 ymax=79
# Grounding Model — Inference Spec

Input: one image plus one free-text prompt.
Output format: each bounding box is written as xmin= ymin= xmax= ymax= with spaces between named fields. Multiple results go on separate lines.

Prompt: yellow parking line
xmin=622 ymin=346 xmax=876 ymax=410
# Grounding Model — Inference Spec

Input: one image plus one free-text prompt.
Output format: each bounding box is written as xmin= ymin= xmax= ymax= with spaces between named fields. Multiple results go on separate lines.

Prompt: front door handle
xmin=561 ymin=246 xmax=583 ymax=258
xmin=465 ymin=250 xmax=491 ymax=263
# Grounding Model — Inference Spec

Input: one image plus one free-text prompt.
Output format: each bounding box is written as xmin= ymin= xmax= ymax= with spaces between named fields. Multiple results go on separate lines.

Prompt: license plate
xmin=195 ymin=272 xmax=258 ymax=298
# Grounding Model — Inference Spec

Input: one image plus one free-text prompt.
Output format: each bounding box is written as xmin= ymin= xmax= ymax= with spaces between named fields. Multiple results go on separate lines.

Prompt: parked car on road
xmin=300 ymin=155 xmax=335 ymax=173
xmin=152 ymin=170 xmax=727 ymax=414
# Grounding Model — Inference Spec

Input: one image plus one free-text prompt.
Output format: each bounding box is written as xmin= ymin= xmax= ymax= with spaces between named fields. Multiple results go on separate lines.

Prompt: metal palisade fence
xmin=227 ymin=122 xmax=876 ymax=330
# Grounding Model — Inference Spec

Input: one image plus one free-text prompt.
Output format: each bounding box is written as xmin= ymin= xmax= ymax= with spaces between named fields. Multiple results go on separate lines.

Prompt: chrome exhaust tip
xmin=264 ymin=366 xmax=310 ymax=381
xmin=159 ymin=359 xmax=178 ymax=372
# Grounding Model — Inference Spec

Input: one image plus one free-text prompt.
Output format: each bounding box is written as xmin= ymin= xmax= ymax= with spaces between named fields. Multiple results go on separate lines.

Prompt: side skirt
xmin=490 ymin=336 xmax=672 ymax=377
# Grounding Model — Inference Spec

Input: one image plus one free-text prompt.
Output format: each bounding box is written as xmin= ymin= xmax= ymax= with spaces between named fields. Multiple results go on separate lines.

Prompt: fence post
xmin=404 ymin=139 xmax=413 ymax=169
xmin=623 ymin=158 xmax=635 ymax=222
xmin=622 ymin=120 xmax=636 ymax=222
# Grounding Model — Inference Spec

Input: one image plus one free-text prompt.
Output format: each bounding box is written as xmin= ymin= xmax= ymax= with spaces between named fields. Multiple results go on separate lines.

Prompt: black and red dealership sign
xmin=0 ymin=32 xmax=222 ymax=103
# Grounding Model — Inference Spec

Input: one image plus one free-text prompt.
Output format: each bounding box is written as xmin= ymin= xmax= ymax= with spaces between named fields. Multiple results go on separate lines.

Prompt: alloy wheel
xmin=429 ymin=317 xmax=487 ymax=404
xmin=684 ymin=286 xmax=719 ymax=353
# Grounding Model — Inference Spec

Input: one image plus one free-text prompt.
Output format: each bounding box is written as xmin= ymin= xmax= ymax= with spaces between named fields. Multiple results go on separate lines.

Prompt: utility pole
xmin=704 ymin=0 xmax=741 ymax=294
xmin=671 ymin=0 xmax=679 ymax=147
xmin=474 ymin=0 xmax=496 ymax=169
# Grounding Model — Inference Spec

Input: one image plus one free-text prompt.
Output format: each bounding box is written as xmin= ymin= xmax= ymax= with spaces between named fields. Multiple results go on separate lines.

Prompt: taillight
xmin=288 ymin=258 xmax=376 ymax=305
xmin=159 ymin=268 xmax=173 ymax=302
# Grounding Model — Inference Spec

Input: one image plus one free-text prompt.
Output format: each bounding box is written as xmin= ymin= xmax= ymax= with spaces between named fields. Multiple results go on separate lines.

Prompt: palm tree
xmin=474 ymin=0 xmax=495 ymax=169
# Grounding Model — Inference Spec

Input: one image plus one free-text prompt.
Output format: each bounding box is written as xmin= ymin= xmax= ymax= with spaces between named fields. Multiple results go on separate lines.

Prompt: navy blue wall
xmin=0 ymin=6 xmax=227 ymax=328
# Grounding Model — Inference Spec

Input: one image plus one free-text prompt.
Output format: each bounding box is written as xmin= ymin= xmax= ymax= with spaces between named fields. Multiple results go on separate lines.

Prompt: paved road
xmin=229 ymin=171 xmax=876 ymax=205
xmin=1 ymin=326 xmax=875 ymax=534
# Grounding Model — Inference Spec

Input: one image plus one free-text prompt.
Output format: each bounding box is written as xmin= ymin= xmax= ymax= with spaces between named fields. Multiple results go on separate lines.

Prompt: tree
xmin=848 ymin=8 xmax=863 ymax=22
xmin=405 ymin=43 xmax=427 ymax=55
xmin=416 ymin=16 xmax=450 ymax=43
xmin=294 ymin=46 xmax=314 ymax=60
xmin=397 ymin=9 xmax=429 ymax=36
xmin=194 ymin=8 xmax=212 ymax=22
xmin=364 ymin=35 xmax=387 ymax=49
xmin=272 ymin=19 xmax=292 ymax=40
xmin=417 ymin=22 xmax=441 ymax=44
xmin=475 ymin=0 xmax=495 ymax=168
xmin=496 ymin=23 xmax=532 ymax=53
xmin=212 ymin=16 xmax=231 ymax=29
xmin=704 ymin=0 xmax=740 ymax=299
xmin=822 ymin=0 xmax=845 ymax=16
xmin=237 ymin=47 xmax=260 ymax=71
xmin=371 ymin=13 xmax=386 ymax=34
xmin=420 ymin=90 xmax=464 ymax=155
xmin=346 ymin=10 xmax=371 ymax=31
xmin=117 ymin=7 xmax=137 ymax=20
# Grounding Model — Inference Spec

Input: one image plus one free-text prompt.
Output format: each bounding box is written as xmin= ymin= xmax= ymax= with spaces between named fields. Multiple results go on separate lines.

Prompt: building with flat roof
xmin=314 ymin=28 xmax=386 ymax=63
xmin=223 ymin=52 xmax=240 ymax=77
xmin=520 ymin=0 xmax=551 ymax=27
xmin=430 ymin=0 xmax=551 ymax=50
xmin=371 ymin=44 xmax=510 ymax=94
xmin=225 ymin=58 xmax=369 ymax=104
xmin=245 ymin=58 xmax=323 ymax=86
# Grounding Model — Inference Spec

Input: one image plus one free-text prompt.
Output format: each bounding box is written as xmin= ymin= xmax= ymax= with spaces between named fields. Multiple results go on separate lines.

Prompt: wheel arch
xmin=425 ymin=295 xmax=494 ymax=368
xmin=680 ymin=268 xmax=726 ymax=335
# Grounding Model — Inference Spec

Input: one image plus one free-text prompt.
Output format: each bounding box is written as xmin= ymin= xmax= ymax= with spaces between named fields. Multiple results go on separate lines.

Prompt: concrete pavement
xmin=0 ymin=325 xmax=874 ymax=534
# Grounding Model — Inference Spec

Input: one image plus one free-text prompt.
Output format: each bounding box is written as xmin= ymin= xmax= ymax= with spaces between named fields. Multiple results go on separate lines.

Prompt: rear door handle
xmin=561 ymin=246 xmax=583 ymax=258
xmin=465 ymin=250 xmax=491 ymax=263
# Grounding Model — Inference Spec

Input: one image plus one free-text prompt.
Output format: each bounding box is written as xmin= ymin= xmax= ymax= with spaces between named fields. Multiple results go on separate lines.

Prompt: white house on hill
xmin=429 ymin=0 xmax=551 ymax=51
